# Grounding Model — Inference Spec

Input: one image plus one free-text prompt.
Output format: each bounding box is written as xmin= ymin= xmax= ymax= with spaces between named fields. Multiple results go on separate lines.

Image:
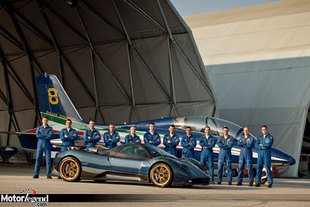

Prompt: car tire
xmin=149 ymin=163 xmax=173 ymax=188
xmin=59 ymin=156 xmax=81 ymax=182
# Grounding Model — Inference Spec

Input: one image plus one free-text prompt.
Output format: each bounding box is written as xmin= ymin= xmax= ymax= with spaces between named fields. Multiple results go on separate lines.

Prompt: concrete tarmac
xmin=0 ymin=164 xmax=309 ymax=207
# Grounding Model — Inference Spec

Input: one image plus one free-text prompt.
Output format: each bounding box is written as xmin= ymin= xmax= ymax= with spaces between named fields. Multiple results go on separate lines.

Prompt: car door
xmin=108 ymin=145 xmax=150 ymax=176
xmin=80 ymin=150 xmax=111 ymax=176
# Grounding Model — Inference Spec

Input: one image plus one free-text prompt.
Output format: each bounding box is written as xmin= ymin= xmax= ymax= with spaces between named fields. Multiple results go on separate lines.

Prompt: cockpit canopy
xmin=173 ymin=116 xmax=253 ymax=139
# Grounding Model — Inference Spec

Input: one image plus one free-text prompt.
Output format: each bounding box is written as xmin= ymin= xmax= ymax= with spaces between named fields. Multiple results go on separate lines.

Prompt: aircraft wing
xmin=0 ymin=128 xmax=38 ymax=135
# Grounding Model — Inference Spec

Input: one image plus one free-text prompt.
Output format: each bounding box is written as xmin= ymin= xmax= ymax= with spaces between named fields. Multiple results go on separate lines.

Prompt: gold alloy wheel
xmin=150 ymin=163 xmax=172 ymax=187
xmin=59 ymin=157 xmax=80 ymax=182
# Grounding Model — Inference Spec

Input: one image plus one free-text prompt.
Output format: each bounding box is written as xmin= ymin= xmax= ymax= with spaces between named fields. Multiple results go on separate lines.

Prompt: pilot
xmin=217 ymin=126 xmax=235 ymax=185
xmin=181 ymin=127 xmax=196 ymax=158
xmin=60 ymin=119 xmax=78 ymax=152
xmin=143 ymin=122 xmax=161 ymax=146
xmin=125 ymin=126 xmax=141 ymax=144
xmin=83 ymin=120 xmax=101 ymax=148
xmin=199 ymin=126 xmax=216 ymax=184
xmin=33 ymin=116 xmax=53 ymax=179
xmin=236 ymin=127 xmax=255 ymax=186
xmin=163 ymin=125 xmax=180 ymax=156
xmin=255 ymin=125 xmax=274 ymax=188
xmin=103 ymin=123 xmax=120 ymax=149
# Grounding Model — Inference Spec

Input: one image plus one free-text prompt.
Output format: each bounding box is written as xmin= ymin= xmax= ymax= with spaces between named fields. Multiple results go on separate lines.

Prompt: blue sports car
xmin=53 ymin=144 xmax=210 ymax=187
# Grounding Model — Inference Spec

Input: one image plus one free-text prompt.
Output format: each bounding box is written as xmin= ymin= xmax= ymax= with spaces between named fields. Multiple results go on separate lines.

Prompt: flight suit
xmin=125 ymin=134 xmax=141 ymax=144
xmin=60 ymin=127 xmax=78 ymax=152
xmin=181 ymin=135 xmax=196 ymax=158
xmin=237 ymin=135 xmax=255 ymax=184
xmin=144 ymin=131 xmax=161 ymax=146
xmin=255 ymin=133 xmax=274 ymax=186
xmin=163 ymin=133 xmax=180 ymax=156
xmin=83 ymin=129 xmax=101 ymax=148
xmin=103 ymin=131 xmax=120 ymax=149
xmin=200 ymin=135 xmax=216 ymax=182
xmin=217 ymin=135 xmax=235 ymax=183
xmin=34 ymin=125 xmax=53 ymax=177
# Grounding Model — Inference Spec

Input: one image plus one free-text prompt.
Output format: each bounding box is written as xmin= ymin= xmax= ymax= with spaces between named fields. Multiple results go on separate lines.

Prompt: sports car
xmin=53 ymin=144 xmax=210 ymax=187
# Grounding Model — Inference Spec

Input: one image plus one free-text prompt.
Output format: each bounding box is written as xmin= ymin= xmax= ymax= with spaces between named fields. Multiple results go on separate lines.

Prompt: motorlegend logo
xmin=1 ymin=188 xmax=48 ymax=206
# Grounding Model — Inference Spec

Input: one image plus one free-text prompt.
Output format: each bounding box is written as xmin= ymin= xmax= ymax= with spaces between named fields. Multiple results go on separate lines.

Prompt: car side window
xmin=119 ymin=145 xmax=147 ymax=158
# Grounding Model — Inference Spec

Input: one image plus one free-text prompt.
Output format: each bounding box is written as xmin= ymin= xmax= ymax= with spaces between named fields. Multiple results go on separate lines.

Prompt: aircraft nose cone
xmin=272 ymin=148 xmax=296 ymax=166
xmin=288 ymin=156 xmax=296 ymax=165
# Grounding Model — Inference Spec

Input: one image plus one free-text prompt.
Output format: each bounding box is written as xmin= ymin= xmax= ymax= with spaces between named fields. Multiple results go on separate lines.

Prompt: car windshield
xmin=144 ymin=144 xmax=176 ymax=158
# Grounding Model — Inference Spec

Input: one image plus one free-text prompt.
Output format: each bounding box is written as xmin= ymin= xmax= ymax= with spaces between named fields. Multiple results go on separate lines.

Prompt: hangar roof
xmin=0 ymin=0 xmax=215 ymax=138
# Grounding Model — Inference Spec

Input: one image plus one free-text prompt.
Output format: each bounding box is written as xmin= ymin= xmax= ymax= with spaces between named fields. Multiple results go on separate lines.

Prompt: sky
xmin=170 ymin=0 xmax=279 ymax=16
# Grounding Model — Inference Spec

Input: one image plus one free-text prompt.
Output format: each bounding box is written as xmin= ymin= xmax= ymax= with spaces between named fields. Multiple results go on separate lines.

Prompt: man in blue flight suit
xmin=237 ymin=127 xmax=255 ymax=186
xmin=255 ymin=125 xmax=274 ymax=188
xmin=103 ymin=123 xmax=120 ymax=149
xmin=60 ymin=119 xmax=78 ymax=152
xmin=83 ymin=120 xmax=101 ymax=148
xmin=200 ymin=126 xmax=216 ymax=184
xmin=143 ymin=122 xmax=161 ymax=146
xmin=217 ymin=126 xmax=235 ymax=185
xmin=181 ymin=127 xmax=196 ymax=158
xmin=33 ymin=116 xmax=53 ymax=179
xmin=125 ymin=126 xmax=141 ymax=144
xmin=163 ymin=125 xmax=180 ymax=156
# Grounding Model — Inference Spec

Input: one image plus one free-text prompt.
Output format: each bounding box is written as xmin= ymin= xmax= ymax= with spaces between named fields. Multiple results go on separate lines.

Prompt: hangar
xmin=1 ymin=0 xmax=307 ymax=178
xmin=184 ymin=0 xmax=310 ymax=177
xmin=0 ymin=0 xmax=214 ymax=153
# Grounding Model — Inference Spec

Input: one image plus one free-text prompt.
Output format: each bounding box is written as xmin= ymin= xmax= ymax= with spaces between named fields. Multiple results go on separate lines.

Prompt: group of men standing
xmin=196 ymin=125 xmax=273 ymax=188
xmin=33 ymin=117 xmax=274 ymax=188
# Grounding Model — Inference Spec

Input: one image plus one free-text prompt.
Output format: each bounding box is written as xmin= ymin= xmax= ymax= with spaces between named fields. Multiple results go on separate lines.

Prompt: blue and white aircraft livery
xmin=9 ymin=74 xmax=295 ymax=176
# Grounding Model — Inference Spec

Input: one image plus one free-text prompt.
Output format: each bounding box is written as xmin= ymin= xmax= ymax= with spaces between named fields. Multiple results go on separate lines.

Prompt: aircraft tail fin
xmin=36 ymin=74 xmax=83 ymax=123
